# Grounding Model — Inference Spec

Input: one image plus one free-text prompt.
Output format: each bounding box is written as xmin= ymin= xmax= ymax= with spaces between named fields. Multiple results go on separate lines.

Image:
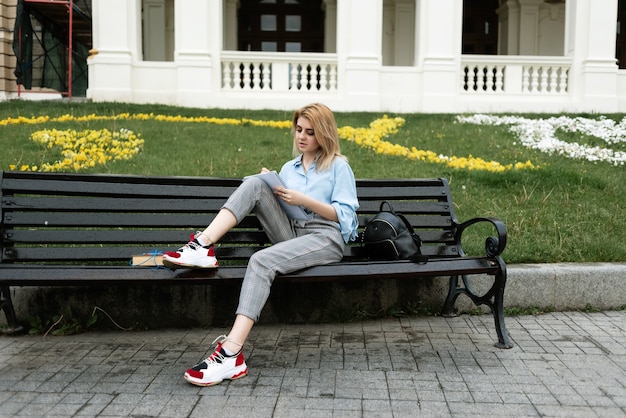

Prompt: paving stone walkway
xmin=1 ymin=310 xmax=625 ymax=417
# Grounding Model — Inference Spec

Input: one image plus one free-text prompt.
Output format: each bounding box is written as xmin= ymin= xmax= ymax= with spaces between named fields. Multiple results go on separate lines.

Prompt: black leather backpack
xmin=363 ymin=201 xmax=427 ymax=262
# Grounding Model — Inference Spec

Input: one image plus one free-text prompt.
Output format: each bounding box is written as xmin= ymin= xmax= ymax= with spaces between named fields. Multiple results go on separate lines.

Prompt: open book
xmin=244 ymin=171 xmax=310 ymax=220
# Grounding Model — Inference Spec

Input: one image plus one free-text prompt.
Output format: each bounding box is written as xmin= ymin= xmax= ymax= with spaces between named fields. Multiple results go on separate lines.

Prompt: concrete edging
xmin=504 ymin=262 xmax=626 ymax=311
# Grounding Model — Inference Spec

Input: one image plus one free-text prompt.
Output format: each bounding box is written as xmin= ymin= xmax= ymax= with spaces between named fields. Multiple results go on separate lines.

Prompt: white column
xmin=87 ymin=0 xmax=140 ymax=102
xmin=415 ymin=0 xmax=462 ymax=112
xmin=394 ymin=0 xmax=415 ymax=66
xmin=337 ymin=0 xmax=382 ymax=110
xmin=537 ymin=1 xmax=566 ymax=56
xmin=142 ymin=0 xmax=167 ymax=61
xmin=223 ymin=0 xmax=238 ymax=51
xmin=565 ymin=0 xmax=618 ymax=111
xmin=518 ymin=0 xmax=543 ymax=55
xmin=175 ymin=0 xmax=220 ymax=107
xmin=497 ymin=1 xmax=517 ymax=55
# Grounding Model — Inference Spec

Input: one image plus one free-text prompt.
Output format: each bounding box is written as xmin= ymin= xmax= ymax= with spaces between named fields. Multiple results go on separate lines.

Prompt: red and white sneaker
xmin=184 ymin=335 xmax=248 ymax=387
xmin=162 ymin=232 xmax=218 ymax=269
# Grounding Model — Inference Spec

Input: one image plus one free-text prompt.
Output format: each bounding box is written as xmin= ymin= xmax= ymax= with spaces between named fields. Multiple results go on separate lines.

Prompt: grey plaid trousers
xmin=222 ymin=176 xmax=345 ymax=322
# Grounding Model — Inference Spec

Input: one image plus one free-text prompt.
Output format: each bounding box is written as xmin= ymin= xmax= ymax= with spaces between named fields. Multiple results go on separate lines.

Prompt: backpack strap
xmin=379 ymin=200 xmax=395 ymax=213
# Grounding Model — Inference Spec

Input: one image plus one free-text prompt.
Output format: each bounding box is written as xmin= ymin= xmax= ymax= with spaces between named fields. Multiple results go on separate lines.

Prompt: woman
xmin=162 ymin=103 xmax=359 ymax=387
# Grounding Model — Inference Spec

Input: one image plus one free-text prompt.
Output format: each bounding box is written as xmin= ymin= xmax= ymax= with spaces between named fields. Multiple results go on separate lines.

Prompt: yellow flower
xmin=21 ymin=128 xmax=145 ymax=172
xmin=5 ymin=112 xmax=537 ymax=173
xmin=338 ymin=116 xmax=536 ymax=172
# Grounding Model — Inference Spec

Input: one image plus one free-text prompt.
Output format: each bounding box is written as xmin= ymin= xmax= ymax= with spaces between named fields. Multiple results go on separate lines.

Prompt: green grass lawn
xmin=1 ymin=99 xmax=624 ymax=264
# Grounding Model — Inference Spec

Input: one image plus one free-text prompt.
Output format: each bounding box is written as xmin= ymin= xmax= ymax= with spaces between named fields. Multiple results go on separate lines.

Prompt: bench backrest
xmin=1 ymin=171 xmax=461 ymax=264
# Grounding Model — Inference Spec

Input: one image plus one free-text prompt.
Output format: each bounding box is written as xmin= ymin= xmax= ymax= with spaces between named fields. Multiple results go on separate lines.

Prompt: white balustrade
xmin=462 ymin=56 xmax=571 ymax=95
xmin=221 ymin=52 xmax=338 ymax=93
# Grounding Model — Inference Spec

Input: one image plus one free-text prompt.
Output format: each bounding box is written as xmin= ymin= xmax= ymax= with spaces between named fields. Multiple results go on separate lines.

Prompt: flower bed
xmin=457 ymin=114 xmax=626 ymax=166
xmin=5 ymin=113 xmax=542 ymax=174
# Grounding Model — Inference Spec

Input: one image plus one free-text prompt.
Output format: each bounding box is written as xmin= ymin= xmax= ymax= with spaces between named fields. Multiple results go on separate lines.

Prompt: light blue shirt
xmin=279 ymin=155 xmax=360 ymax=243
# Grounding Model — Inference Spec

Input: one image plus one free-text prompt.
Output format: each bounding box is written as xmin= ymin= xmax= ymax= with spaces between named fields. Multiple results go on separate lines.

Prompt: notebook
xmin=244 ymin=171 xmax=310 ymax=220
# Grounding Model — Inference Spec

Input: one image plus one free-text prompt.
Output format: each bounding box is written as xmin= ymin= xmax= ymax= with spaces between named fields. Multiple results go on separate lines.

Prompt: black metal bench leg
xmin=441 ymin=266 xmax=513 ymax=349
xmin=491 ymin=263 xmax=513 ymax=349
xmin=441 ymin=275 xmax=460 ymax=317
xmin=1 ymin=286 xmax=24 ymax=334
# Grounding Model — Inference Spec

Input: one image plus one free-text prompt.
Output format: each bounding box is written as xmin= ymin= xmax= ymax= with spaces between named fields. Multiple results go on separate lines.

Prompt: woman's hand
xmin=260 ymin=167 xmax=270 ymax=174
xmin=274 ymin=186 xmax=304 ymax=206
xmin=274 ymin=186 xmax=339 ymax=222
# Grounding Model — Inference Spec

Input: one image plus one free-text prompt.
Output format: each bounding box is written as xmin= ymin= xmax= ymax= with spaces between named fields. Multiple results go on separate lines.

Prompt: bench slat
xmin=356 ymin=178 xmax=446 ymax=188
xmin=4 ymin=246 xmax=264 ymax=262
xmin=4 ymin=197 xmax=453 ymax=215
xmin=2 ymin=212 xmax=262 ymax=228
xmin=3 ymin=229 xmax=269 ymax=245
xmin=3 ymin=225 xmax=452 ymax=246
xmin=5 ymin=212 xmax=454 ymax=231
xmin=354 ymin=200 xmax=453 ymax=215
xmin=1 ymin=175 xmax=241 ymax=197
xmin=0 ymin=257 xmax=497 ymax=285
xmin=356 ymin=187 xmax=448 ymax=200
xmin=2 ymin=173 xmax=447 ymax=198
xmin=3 ymin=197 xmax=227 ymax=212
xmin=3 ymin=243 xmax=460 ymax=262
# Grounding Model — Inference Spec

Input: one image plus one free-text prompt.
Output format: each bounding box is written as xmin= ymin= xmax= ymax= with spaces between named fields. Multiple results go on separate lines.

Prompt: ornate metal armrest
xmin=454 ymin=217 xmax=507 ymax=257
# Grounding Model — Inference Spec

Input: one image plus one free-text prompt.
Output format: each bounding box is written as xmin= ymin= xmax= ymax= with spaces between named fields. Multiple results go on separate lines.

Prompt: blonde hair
xmin=292 ymin=103 xmax=346 ymax=172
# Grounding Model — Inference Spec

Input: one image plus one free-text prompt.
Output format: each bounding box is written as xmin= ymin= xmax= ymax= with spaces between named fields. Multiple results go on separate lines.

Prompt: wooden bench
xmin=0 ymin=171 xmax=512 ymax=348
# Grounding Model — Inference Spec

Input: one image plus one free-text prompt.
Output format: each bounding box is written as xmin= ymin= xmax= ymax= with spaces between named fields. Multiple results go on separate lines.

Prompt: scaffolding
xmin=13 ymin=0 xmax=92 ymax=98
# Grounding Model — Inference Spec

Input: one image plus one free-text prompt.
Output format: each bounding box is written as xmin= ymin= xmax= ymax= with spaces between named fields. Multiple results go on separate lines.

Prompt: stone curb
xmin=506 ymin=262 xmax=626 ymax=311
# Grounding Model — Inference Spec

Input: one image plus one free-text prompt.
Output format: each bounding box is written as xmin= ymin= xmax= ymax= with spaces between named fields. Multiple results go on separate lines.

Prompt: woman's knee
xmin=247 ymin=251 xmax=272 ymax=274
xmin=242 ymin=176 xmax=266 ymax=192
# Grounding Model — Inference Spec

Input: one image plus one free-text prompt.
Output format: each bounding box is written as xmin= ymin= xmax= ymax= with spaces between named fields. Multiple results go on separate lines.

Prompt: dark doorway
xmin=462 ymin=0 xmax=499 ymax=54
xmin=238 ymin=0 xmax=324 ymax=52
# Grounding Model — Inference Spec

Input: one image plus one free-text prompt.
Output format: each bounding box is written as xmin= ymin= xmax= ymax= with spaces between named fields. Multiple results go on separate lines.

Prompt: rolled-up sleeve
xmin=330 ymin=159 xmax=360 ymax=243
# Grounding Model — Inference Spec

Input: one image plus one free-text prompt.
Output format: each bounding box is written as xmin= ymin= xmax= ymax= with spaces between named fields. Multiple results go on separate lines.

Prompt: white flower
xmin=456 ymin=114 xmax=626 ymax=165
